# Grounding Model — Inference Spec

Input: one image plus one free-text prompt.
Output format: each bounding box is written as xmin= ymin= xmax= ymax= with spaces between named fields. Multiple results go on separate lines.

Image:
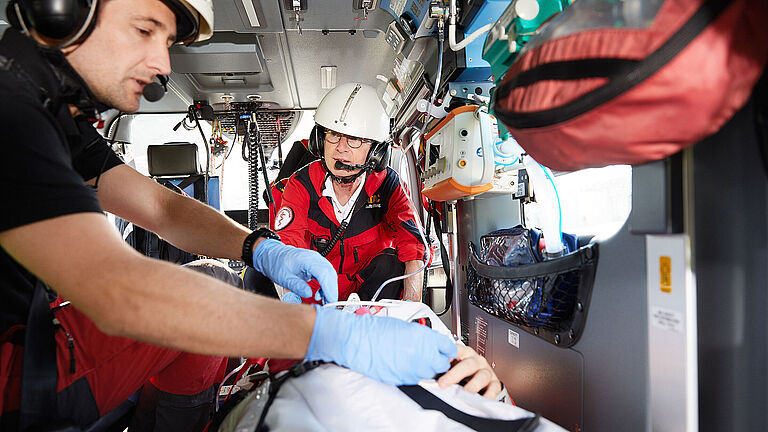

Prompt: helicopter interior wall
xmin=691 ymin=93 xmax=768 ymax=432
xmin=174 ymin=0 xmax=396 ymax=112
xmin=286 ymin=30 xmax=396 ymax=107
xmin=460 ymin=192 xmax=650 ymax=431
xmin=468 ymin=305 xmax=585 ymax=430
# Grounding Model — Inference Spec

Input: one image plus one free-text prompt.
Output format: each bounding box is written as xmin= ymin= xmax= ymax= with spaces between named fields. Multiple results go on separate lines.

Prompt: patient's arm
xmin=437 ymin=345 xmax=502 ymax=399
xmin=402 ymin=260 xmax=423 ymax=302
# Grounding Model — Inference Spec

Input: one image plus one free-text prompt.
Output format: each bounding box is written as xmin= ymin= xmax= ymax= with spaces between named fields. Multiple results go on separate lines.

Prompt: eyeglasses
xmin=325 ymin=130 xmax=373 ymax=149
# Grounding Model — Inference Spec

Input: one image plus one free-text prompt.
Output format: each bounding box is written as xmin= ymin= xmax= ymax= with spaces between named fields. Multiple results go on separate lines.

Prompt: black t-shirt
xmin=0 ymin=30 xmax=123 ymax=336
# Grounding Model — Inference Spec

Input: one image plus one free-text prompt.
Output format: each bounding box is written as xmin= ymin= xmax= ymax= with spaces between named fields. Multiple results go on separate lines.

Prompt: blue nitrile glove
xmin=281 ymin=292 xmax=302 ymax=304
xmin=252 ymin=239 xmax=338 ymax=304
xmin=306 ymin=306 xmax=458 ymax=385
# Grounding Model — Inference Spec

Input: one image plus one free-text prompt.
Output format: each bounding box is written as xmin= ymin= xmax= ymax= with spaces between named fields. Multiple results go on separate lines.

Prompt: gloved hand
xmin=252 ymin=239 xmax=338 ymax=304
xmin=281 ymin=291 xmax=302 ymax=304
xmin=306 ymin=306 xmax=457 ymax=385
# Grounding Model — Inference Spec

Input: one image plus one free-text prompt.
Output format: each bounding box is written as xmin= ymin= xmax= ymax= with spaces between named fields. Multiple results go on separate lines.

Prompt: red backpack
xmin=493 ymin=0 xmax=768 ymax=171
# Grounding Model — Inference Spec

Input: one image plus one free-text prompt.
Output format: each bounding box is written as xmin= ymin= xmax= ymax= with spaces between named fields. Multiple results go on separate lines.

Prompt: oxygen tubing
xmin=522 ymin=155 xmax=564 ymax=257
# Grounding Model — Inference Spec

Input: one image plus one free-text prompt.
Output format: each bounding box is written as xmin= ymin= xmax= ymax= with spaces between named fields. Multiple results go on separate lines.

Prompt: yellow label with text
xmin=659 ymin=256 xmax=672 ymax=293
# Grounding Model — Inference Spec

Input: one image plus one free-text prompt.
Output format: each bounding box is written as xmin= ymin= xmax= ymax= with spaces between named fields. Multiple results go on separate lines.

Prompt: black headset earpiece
xmin=11 ymin=0 xmax=97 ymax=46
xmin=309 ymin=125 xmax=325 ymax=157
xmin=367 ymin=140 xmax=391 ymax=172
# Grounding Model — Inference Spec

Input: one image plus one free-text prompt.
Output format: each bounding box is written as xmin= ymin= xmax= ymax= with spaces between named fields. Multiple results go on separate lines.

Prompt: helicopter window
xmin=525 ymin=165 xmax=632 ymax=240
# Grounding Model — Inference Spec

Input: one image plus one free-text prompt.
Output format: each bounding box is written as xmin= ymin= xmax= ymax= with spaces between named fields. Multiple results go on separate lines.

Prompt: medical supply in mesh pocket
xmin=479 ymin=228 xmax=539 ymax=267
xmin=467 ymin=228 xmax=598 ymax=347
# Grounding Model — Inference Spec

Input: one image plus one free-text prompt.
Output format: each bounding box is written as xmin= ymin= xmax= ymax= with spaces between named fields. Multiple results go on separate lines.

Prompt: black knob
xmin=399 ymin=14 xmax=418 ymax=37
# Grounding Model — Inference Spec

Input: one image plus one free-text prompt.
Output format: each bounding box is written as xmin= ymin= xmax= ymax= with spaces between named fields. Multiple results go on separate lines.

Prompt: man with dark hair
xmin=0 ymin=0 xmax=460 ymax=429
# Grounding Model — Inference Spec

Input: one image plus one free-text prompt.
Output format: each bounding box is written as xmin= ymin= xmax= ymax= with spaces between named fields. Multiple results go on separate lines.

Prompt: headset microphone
xmin=335 ymin=161 xmax=369 ymax=171
xmin=142 ymin=75 xmax=168 ymax=102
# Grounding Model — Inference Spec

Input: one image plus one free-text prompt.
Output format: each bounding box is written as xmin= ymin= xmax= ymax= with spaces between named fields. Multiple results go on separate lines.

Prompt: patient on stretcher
xmin=212 ymin=300 xmax=566 ymax=432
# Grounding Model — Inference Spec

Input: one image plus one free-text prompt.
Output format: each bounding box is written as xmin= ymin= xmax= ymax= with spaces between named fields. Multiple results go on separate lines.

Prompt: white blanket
xmin=222 ymin=301 xmax=566 ymax=432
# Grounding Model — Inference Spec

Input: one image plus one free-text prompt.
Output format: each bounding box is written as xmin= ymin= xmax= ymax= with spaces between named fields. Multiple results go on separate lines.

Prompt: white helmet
xmin=8 ymin=0 xmax=213 ymax=47
xmin=314 ymin=83 xmax=390 ymax=142
xmin=163 ymin=0 xmax=214 ymax=43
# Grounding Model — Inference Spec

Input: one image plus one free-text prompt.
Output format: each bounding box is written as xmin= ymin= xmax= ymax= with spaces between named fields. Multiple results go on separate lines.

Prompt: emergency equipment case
xmin=493 ymin=0 xmax=768 ymax=171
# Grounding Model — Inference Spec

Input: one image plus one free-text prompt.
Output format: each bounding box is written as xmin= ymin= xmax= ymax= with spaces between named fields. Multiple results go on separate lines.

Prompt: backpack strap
xmin=430 ymin=202 xmax=454 ymax=317
xmin=253 ymin=361 xmax=326 ymax=431
xmin=398 ymin=384 xmax=540 ymax=432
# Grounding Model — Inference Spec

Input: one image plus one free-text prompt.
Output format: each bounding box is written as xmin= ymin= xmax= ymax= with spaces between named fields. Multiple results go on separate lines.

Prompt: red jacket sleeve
xmin=274 ymin=176 xmax=311 ymax=249
xmin=384 ymin=182 xmax=427 ymax=263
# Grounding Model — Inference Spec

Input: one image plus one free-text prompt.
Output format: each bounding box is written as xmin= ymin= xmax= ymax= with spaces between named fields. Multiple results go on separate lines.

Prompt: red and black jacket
xmin=274 ymin=161 xmax=426 ymax=301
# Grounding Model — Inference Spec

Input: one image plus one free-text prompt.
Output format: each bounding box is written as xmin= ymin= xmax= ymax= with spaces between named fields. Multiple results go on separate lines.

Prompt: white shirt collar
xmin=322 ymin=173 xmax=366 ymax=224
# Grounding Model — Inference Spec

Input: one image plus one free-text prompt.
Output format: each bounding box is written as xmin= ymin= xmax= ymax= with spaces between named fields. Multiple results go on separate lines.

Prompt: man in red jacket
xmin=274 ymin=83 xmax=427 ymax=303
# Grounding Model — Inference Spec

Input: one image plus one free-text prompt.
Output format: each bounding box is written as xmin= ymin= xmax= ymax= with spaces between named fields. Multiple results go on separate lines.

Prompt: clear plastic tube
xmin=542 ymin=165 xmax=562 ymax=235
xmin=523 ymin=155 xmax=564 ymax=257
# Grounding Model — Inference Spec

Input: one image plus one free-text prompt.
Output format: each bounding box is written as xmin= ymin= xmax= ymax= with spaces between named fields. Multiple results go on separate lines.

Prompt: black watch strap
xmin=241 ymin=228 xmax=281 ymax=265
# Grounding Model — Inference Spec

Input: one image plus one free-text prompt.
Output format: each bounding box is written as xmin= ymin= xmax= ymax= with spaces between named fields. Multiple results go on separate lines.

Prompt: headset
xmin=309 ymin=125 xmax=391 ymax=173
xmin=7 ymin=0 xmax=99 ymax=48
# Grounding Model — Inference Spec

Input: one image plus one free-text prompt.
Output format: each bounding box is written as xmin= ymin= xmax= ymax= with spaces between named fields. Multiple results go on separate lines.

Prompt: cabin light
xmin=242 ymin=0 xmax=261 ymax=27
xmin=320 ymin=66 xmax=337 ymax=89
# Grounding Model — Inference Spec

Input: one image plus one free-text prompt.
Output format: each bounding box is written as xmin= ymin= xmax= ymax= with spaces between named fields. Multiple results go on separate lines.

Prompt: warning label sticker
xmin=651 ymin=306 xmax=684 ymax=333
xmin=475 ymin=316 xmax=488 ymax=357
xmin=508 ymin=329 xmax=520 ymax=348
xmin=659 ymin=256 xmax=672 ymax=293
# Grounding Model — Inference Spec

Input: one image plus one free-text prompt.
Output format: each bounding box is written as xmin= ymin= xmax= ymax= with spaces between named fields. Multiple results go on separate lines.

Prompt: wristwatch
xmin=241 ymin=227 xmax=281 ymax=265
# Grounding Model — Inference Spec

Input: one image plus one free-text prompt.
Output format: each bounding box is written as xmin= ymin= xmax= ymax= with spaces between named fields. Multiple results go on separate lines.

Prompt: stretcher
xmin=213 ymin=301 xmax=566 ymax=432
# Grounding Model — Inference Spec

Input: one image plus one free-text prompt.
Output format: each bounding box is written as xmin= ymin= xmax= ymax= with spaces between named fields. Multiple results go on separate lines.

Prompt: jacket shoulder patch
xmin=275 ymin=207 xmax=294 ymax=231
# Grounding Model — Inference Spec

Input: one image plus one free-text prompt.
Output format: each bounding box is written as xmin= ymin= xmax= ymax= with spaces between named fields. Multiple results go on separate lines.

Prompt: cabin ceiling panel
xmin=216 ymin=0 xmax=286 ymax=33
xmin=286 ymin=30 xmax=396 ymax=108
xmin=164 ymin=32 xmax=298 ymax=110
xmin=279 ymin=0 xmax=394 ymax=33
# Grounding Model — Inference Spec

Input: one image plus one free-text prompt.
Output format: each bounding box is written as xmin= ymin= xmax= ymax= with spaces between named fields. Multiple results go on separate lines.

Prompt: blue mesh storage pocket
xmin=467 ymin=240 xmax=598 ymax=347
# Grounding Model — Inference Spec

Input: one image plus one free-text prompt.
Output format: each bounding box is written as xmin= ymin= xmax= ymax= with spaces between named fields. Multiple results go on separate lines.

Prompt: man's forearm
xmin=0 ymin=212 xmax=312 ymax=359
xmin=108 ymin=255 xmax=315 ymax=358
xmin=402 ymin=259 xmax=424 ymax=302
